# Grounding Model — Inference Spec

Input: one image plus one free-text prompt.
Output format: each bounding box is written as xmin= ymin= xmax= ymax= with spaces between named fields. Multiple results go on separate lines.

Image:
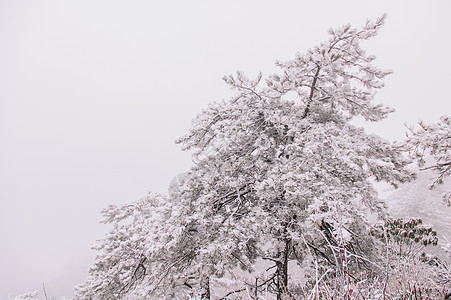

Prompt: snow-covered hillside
xmin=383 ymin=169 xmax=451 ymax=262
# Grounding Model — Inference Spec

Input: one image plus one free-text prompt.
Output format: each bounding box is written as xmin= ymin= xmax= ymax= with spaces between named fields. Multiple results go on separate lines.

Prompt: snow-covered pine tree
xmin=175 ymin=14 xmax=413 ymax=298
xmin=75 ymin=16 xmax=416 ymax=300
xmin=404 ymin=115 xmax=451 ymax=206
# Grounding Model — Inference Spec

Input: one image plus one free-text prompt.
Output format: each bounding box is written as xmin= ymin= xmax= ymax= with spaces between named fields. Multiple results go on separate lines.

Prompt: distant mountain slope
xmin=383 ymin=169 xmax=451 ymax=262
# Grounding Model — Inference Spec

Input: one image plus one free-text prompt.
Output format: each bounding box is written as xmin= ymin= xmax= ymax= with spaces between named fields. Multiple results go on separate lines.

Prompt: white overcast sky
xmin=1 ymin=1 xmax=450 ymax=298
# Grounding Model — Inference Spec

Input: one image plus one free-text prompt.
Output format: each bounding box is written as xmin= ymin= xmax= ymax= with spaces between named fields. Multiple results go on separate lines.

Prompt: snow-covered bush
xmin=8 ymin=291 xmax=41 ymax=300
xmin=303 ymin=218 xmax=447 ymax=299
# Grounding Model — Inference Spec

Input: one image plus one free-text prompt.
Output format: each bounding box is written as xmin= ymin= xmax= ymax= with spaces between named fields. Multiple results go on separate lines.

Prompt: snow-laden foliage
xmin=404 ymin=115 xmax=451 ymax=206
xmin=7 ymin=291 xmax=41 ymax=300
xmin=173 ymin=14 xmax=414 ymax=298
xmin=8 ymin=290 xmax=71 ymax=300
xmin=75 ymin=193 xmax=201 ymax=299
xmin=75 ymin=16 xmax=430 ymax=299
xmin=314 ymin=217 xmax=447 ymax=299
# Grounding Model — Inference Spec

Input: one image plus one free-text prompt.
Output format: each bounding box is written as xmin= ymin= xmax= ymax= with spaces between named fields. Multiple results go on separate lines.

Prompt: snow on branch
xmin=403 ymin=115 xmax=451 ymax=205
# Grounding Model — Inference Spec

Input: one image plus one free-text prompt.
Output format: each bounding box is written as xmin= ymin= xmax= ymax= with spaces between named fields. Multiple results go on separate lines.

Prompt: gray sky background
xmin=1 ymin=1 xmax=450 ymax=298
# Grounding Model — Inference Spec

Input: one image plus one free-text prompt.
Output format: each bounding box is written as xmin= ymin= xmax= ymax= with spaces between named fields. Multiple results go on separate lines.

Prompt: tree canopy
xmin=75 ymin=16 xmax=446 ymax=299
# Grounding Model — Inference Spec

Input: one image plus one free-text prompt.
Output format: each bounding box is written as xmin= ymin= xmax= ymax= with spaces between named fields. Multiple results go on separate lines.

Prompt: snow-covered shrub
xmin=8 ymin=291 xmax=41 ymax=300
xmin=301 ymin=218 xmax=447 ymax=299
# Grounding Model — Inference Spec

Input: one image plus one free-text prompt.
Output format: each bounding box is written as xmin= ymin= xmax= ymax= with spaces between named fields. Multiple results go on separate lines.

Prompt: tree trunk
xmin=200 ymin=275 xmax=210 ymax=300
xmin=276 ymin=238 xmax=291 ymax=300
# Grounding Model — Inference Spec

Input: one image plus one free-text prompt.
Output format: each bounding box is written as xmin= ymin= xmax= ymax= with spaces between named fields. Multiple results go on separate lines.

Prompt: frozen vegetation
xmin=72 ymin=15 xmax=450 ymax=299
xmin=9 ymin=16 xmax=451 ymax=300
